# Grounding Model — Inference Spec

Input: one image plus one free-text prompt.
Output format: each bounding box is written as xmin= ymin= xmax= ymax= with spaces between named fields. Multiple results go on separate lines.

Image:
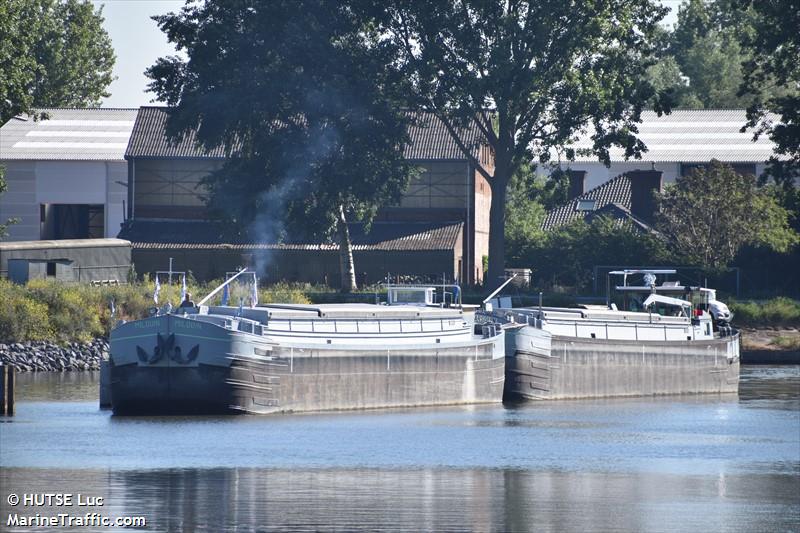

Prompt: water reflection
xmin=12 ymin=370 xmax=100 ymax=402
xmin=11 ymin=365 xmax=799 ymax=405
xmin=2 ymin=366 xmax=798 ymax=532
xmin=739 ymin=365 xmax=800 ymax=406
xmin=2 ymin=467 xmax=797 ymax=532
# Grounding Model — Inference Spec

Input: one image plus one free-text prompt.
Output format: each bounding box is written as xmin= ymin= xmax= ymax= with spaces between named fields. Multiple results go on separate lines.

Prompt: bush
xmin=0 ymin=280 xmax=54 ymax=342
xmin=259 ymin=282 xmax=311 ymax=304
xmin=24 ymin=280 xmax=104 ymax=342
xmin=730 ymin=297 xmax=800 ymax=327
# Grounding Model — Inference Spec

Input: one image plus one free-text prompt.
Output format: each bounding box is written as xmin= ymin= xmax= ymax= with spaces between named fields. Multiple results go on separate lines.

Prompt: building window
xmin=576 ymin=199 xmax=596 ymax=211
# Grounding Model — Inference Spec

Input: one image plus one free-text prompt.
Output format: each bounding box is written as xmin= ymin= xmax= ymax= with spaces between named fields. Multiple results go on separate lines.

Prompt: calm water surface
xmin=1 ymin=366 xmax=798 ymax=532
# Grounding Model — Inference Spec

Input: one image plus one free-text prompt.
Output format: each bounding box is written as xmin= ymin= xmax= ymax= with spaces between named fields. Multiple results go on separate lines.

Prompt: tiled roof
xmin=542 ymin=173 xmax=654 ymax=231
xmin=126 ymin=107 xmax=486 ymax=161
xmin=125 ymin=107 xmax=227 ymax=159
xmin=119 ymin=219 xmax=463 ymax=251
xmin=570 ymin=109 xmax=778 ymax=163
xmin=0 ymin=108 xmax=137 ymax=161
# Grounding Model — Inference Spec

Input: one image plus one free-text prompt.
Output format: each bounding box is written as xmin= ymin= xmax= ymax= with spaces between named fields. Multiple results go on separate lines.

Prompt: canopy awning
xmin=643 ymin=294 xmax=692 ymax=309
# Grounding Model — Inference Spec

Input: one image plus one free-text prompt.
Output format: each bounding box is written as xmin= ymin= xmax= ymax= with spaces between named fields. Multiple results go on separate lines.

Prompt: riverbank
xmin=740 ymin=328 xmax=800 ymax=364
xmin=0 ymin=339 xmax=107 ymax=372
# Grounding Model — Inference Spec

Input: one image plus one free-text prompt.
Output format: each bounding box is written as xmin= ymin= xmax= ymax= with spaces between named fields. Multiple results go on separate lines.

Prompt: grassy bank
xmin=0 ymin=278 xmax=313 ymax=344
xmin=1 ymin=279 xmax=797 ymax=344
xmin=728 ymin=297 xmax=800 ymax=328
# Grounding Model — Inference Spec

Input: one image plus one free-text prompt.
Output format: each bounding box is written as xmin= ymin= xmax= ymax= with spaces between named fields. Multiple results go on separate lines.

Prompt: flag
xmin=250 ymin=275 xmax=258 ymax=308
xmin=238 ymin=297 xmax=244 ymax=317
xmin=180 ymin=273 xmax=187 ymax=302
xmin=153 ymin=275 xmax=160 ymax=304
xmin=109 ymin=299 xmax=116 ymax=318
xmin=221 ymin=282 xmax=230 ymax=306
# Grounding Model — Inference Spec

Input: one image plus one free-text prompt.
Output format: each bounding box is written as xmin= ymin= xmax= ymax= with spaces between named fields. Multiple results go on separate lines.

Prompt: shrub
xmin=24 ymin=280 xmax=104 ymax=342
xmin=0 ymin=280 xmax=54 ymax=341
xmin=730 ymin=297 xmax=800 ymax=327
xmin=760 ymin=297 xmax=800 ymax=327
xmin=259 ymin=282 xmax=311 ymax=304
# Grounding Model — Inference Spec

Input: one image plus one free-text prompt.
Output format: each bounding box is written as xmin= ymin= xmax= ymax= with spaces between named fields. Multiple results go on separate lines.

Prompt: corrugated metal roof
xmin=126 ymin=107 xmax=486 ymax=161
xmin=0 ymin=108 xmax=137 ymax=161
xmin=125 ymin=107 xmax=227 ymax=159
xmin=119 ymin=219 xmax=463 ymax=251
xmin=542 ymin=173 xmax=642 ymax=231
xmin=571 ymin=110 xmax=777 ymax=163
xmin=0 ymin=238 xmax=131 ymax=251
xmin=404 ymin=112 xmax=485 ymax=160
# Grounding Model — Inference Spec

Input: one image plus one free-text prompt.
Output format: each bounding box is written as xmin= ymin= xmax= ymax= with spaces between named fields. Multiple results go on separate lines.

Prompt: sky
xmin=95 ymin=0 xmax=185 ymax=108
xmin=97 ymin=0 xmax=683 ymax=109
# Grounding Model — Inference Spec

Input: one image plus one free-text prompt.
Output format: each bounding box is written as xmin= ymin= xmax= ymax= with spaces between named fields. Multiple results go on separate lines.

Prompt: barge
xmin=108 ymin=277 xmax=505 ymax=415
xmin=491 ymin=270 xmax=740 ymax=400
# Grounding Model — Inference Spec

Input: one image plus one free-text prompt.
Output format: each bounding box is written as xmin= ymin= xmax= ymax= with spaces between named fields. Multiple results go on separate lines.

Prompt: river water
xmin=1 ymin=366 xmax=798 ymax=532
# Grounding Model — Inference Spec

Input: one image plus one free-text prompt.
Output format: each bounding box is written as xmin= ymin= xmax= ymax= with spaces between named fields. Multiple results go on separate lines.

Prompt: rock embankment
xmin=0 ymin=339 xmax=108 ymax=372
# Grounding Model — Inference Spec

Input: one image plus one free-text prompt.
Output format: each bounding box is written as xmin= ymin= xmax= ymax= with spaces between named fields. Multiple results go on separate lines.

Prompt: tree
xmin=648 ymin=0 xmax=796 ymax=110
xmin=30 ymin=0 xmax=115 ymax=108
xmin=644 ymin=56 xmax=703 ymax=110
xmin=516 ymin=216 xmax=667 ymax=291
xmin=0 ymin=0 xmax=115 ymax=122
xmin=504 ymin=166 xmax=546 ymax=264
xmin=652 ymin=0 xmax=753 ymax=109
xmin=374 ymin=0 xmax=669 ymax=285
xmin=147 ymin=0 xmax=415 ymax=292
xmin=677 ymin=29 xmax=751 ymax=109
xmin=656 ymin=160 xmax=798 ymax=271
xmin=738 ymin=0 xmax=800 ymax=187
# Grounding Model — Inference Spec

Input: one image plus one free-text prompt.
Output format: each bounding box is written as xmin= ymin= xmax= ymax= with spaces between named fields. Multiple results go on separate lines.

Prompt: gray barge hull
xmin=506 ymin=327 xmax=740 ymax=400
xmin=109 ymin=315 xmax=505 ymax=415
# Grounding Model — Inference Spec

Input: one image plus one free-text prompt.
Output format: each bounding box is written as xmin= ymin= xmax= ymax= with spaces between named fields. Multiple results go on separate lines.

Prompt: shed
xmin=0 ymin=238 xmax=131 ymax=284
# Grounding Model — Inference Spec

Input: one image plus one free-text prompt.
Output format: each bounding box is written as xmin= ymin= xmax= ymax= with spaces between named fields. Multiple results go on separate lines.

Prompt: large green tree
xmin=651 ymin=0 xmax=795 ymax=111
xmin=656 ymin=161 xmax=797 ymax=271
xmin=147 ymin=0 xmax=415 ymax=291
xmin=647 ymin=0 xmax=751 ymax=109
xmin=0 ymin=0 xmax=114 ymax=122
xmin=374 ymin=0 xmax=669 ymax=285
xmin=738 ymin=0 xmax=800 ymax=186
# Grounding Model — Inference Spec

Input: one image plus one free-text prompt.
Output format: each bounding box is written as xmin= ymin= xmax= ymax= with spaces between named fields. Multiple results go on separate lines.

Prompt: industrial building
xmin=120 ymin=107 xmax=492 ymax=285
xmin=0 ymin=108 xmax=137 ymax=242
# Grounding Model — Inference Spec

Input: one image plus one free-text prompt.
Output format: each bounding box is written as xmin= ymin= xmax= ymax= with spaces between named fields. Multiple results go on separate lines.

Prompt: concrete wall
xmin=0 ymin=161 xmax=38 ymax=240
xmin=0 ymin=160 xmax=127 ymax=241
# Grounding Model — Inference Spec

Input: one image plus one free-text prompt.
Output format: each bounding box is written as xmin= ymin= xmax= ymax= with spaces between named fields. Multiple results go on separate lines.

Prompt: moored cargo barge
xmin=491 ymin=270 xmax=740 ymax=400
xmin=108 ymin=284 xmax=505 ymax=415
